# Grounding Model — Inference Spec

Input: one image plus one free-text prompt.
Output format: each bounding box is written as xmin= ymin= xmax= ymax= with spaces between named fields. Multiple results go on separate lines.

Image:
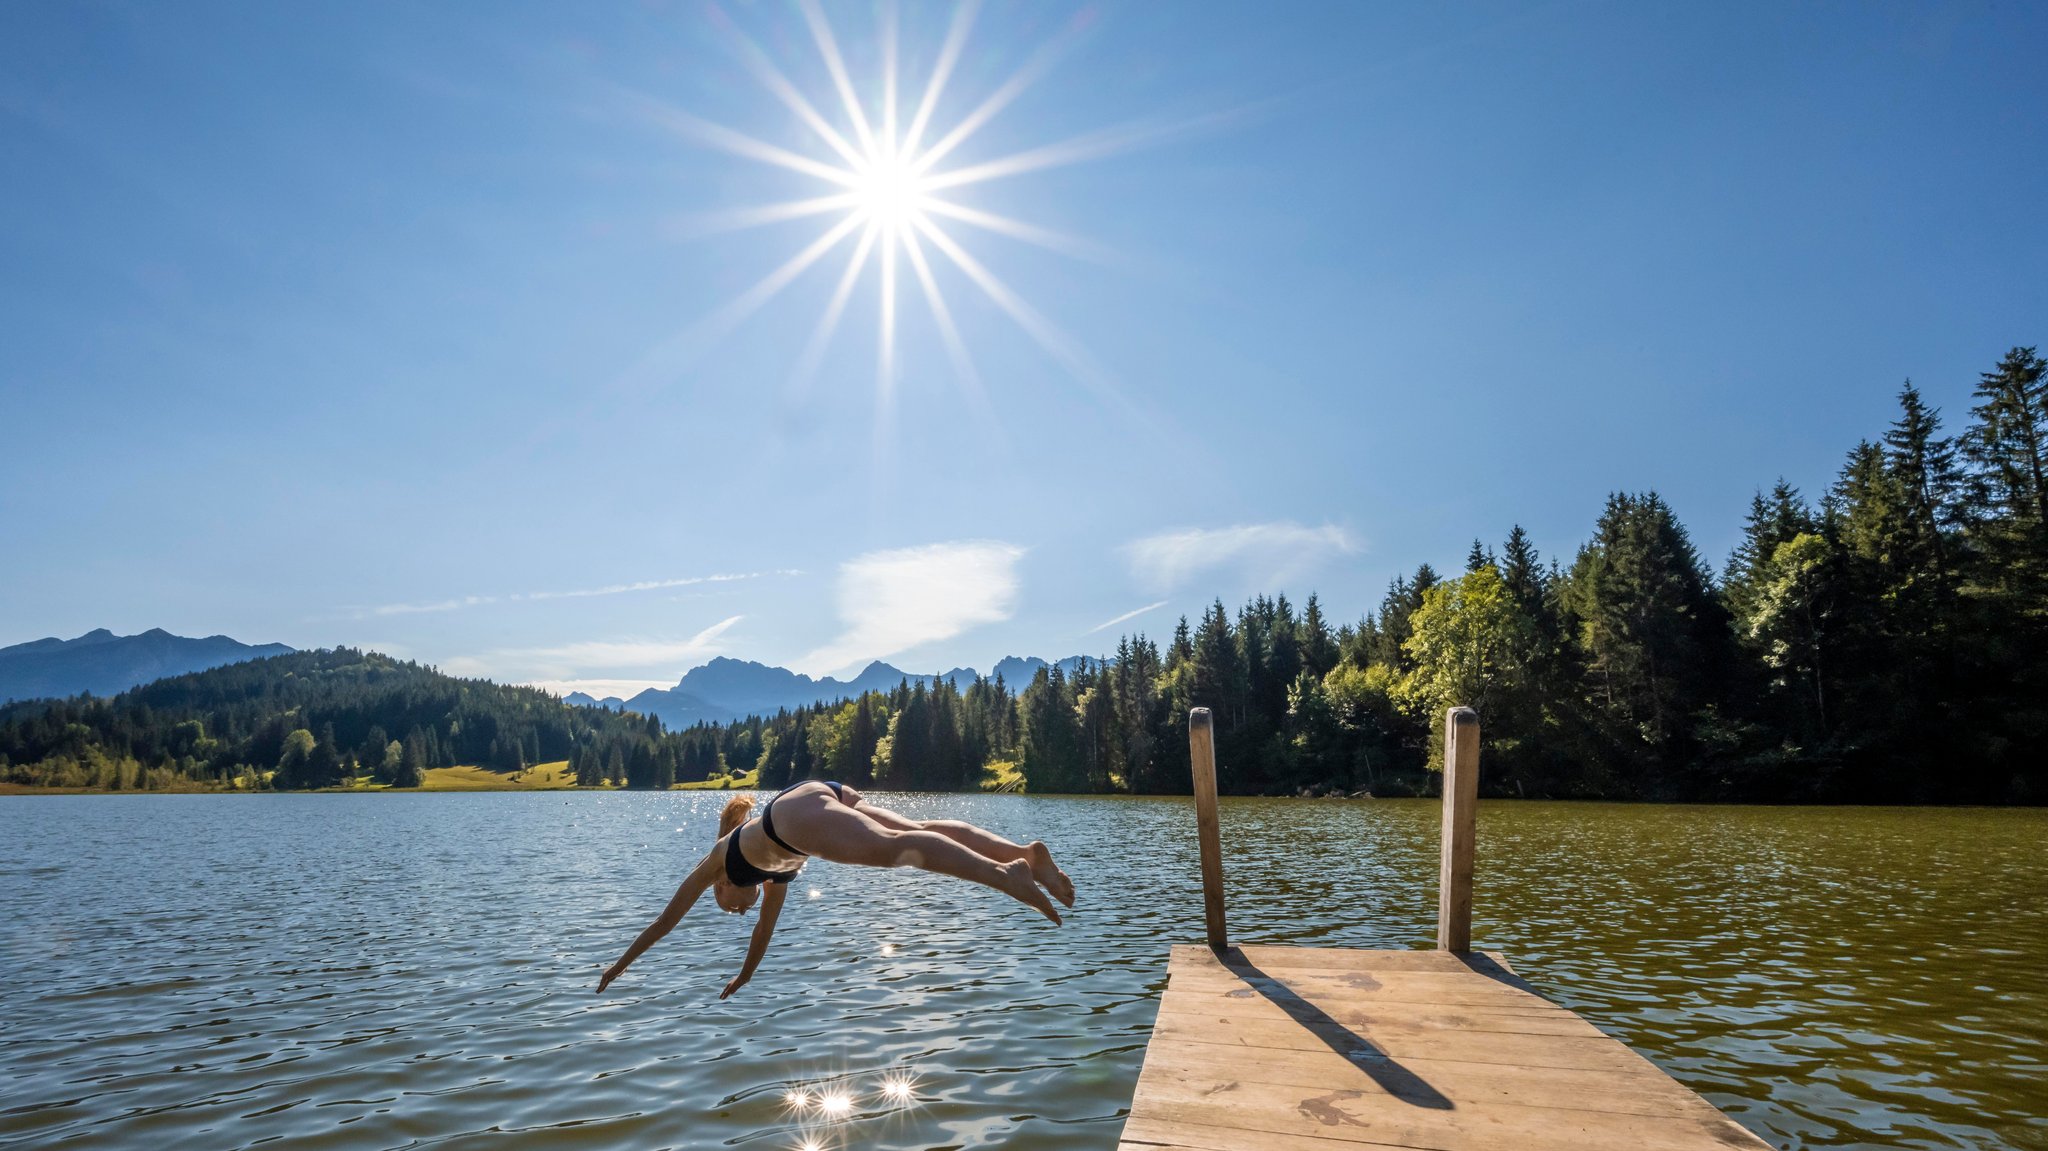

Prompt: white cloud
xmin=360 ymin=571 xmax=796 ymax=617
xmin=1084 ymin=600 xmax=1169 ymax=636
xmin=1124 ymin=522 xmax=1359 ymax=592
xmin=442 ymin=615 xmax=745 ymax=682
xmin=799 ymin=541 xmax=1025 ymax=676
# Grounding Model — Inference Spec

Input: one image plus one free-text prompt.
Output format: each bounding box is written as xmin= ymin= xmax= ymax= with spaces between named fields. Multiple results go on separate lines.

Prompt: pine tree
xmin=1499 ymin=526 xmax=1545 ymax=616
xmin=1966 ymin=347 xmax=2048 ymax=529
xmin=1725 ymin=480 xmax=1818 ymax=629
xmin=1884 ymin=382 xmax=1965 ymax=583
xmin=1565 ymin=492 xmax=1731 ymax=781
xmin=1299 ymin=593 xmax=1339 ymax=678
xmin=1965 ymin=347 xmax=2048 ymax=591
xmin=846 ymin=696 xmax=878 ymax=787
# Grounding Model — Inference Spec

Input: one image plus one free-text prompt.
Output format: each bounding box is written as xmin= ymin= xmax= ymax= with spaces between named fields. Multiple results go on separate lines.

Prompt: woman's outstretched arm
xmin=720 ymin=881 xmax=787 ymax=999
xmin=596 ymin=846 xmax=723 ymax=993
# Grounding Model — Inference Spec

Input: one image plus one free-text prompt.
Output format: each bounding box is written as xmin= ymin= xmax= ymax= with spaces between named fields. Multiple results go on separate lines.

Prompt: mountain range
xmin=0 ymin=625 xmax=1089 ymax=731
xmin=0 ymin=628 xmax=295 ymax=704
xmin=563 ymin=654 xmax=1090 ymax=728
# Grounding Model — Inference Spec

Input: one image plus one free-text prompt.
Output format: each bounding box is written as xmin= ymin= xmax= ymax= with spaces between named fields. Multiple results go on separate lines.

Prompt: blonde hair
xmin=718 ymin=794 xmax=756 ymax=840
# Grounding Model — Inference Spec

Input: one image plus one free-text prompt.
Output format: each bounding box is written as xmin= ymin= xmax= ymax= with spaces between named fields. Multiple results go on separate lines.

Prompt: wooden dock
xmin=1120 ymin=708 xmax=1770 ymax=1151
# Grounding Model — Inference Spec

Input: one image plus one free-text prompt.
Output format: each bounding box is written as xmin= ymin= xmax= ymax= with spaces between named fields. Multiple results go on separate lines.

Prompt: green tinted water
xmin=1 ymin=795 xmax=2041 ymax=1149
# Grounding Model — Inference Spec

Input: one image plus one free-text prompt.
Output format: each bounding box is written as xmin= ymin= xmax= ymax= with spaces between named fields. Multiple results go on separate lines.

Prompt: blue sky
xmin=4 ymin=1 xmax=2045 ymax=697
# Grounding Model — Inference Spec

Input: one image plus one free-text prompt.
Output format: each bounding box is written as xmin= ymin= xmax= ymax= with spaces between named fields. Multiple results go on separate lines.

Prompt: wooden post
xmin=1188 ymin=707 xmax=1228 ymax=952
xmin=1437 ymin=706 xmax=1480 ymax=952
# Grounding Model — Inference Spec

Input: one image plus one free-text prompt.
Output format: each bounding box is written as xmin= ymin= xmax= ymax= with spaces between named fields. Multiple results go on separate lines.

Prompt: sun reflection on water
xmin=779 ymin=1067 xmax=921 ymax=1147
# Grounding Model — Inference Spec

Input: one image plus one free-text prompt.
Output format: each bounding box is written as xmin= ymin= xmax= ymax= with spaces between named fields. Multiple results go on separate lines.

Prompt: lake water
xmin=2 ymin=794 xmax=2043 ymax=1151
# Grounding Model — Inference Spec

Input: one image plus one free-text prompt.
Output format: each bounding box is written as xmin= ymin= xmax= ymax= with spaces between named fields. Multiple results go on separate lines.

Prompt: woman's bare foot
xmin=998 ymin=858 xmax=1062 ymax=925
xmin=1027 ymin=841 xmax=1075 ymax=907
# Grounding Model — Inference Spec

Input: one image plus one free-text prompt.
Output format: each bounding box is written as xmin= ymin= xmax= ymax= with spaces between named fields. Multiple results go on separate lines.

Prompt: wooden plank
xmin=1122 ymin=1076 xmax=1767 ymax=1151
xmin=1208 ymin=945 xmax=1530 ymax=986
xmin=1164 ymin=968 xmax=1562 ymax=1010
xmin=1148 ymin=1012 xmax=1649 ymax=1072
xmin=1437 ymin=707 xmax=1480 ymax=952
xmin=1217 ymin=945 xmax=1519 ymax=976
xmin=1188 ymin=707 xmax=1228 ymax=951
xmin=1119 ymin=1098 xmax=1766 ymax=1151
xmin=1123 ymin=944 xmax=1772 ymax=1151
xmin=1136 ymin=1040 xmax=1737 ymax=1121
xmin=1151 ymin=997 xmax=1605 ymax=1040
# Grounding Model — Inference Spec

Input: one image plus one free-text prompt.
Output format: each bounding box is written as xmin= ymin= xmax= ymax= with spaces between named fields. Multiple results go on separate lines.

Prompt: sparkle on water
xmin=643 ymin=0 xmax=1139 ymax=422
xmin=880 ymin=1073 xmax=918 ymax=1104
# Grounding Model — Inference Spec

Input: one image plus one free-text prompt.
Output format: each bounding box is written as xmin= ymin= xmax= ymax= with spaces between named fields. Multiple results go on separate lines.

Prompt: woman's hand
xmin=596 ymin=963 xmax=623 ymax=994
xmin=720 ymin=971 xmax=750 ymax=999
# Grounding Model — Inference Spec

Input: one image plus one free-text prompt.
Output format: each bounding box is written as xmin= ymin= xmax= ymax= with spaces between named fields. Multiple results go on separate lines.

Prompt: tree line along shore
xmin=4 ymin=347 xmax=2043 ymax=803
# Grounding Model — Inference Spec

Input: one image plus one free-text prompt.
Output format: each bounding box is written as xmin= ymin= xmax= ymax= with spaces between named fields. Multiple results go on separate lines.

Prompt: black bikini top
xmin=723 ymin=829 xmax=801 ymax=887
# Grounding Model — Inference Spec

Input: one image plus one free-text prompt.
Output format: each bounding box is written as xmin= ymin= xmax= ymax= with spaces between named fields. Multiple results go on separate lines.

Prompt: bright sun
xmin=631 ymin=0 xmax=1171 ymax=420
xmin=851 ymin=152 xmax=928 ymax=230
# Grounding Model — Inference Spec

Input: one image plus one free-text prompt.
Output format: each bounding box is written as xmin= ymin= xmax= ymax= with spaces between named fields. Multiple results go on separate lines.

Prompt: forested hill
xmin=0 ymin=649 xmax=703 ymax=791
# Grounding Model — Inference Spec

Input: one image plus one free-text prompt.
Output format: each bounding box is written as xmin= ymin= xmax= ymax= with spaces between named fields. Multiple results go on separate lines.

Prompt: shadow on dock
xmin=1217 ymin=948 xmax=1454 ymax=1110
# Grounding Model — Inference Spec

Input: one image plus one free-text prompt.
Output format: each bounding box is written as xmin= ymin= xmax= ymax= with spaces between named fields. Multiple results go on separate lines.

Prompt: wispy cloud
xmin=1124 ymin=522 xmax=1359 ymax=592
xmin=360 ymin=571 xmax=797 ymax=618
xmin=799 ymin=541 xmax=1025 ymax=676
xmin=1084 ymin=600 xmax=1169 ymax=636
xmin=442 ymin=615 xmax=745 ymax=682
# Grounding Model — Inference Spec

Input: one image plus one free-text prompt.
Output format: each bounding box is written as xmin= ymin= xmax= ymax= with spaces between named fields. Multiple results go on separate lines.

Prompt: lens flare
xmin=879 ymin=1073 xmax=917 ymax=1104
xmin=784 ymin=1086 xmax=811 ymax=1111
xmin=818 ymin=1090 xmax=853 ymax=1118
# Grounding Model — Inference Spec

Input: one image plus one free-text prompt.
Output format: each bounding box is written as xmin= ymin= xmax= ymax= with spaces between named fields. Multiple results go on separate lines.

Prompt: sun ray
xmin=919 ymin=112 xmax=1225 ymax=193
xmin=661 ymin=213 xmax=864 ymax=380
xmin=623 ymin=89 xmax=858 ymax=187
xmin=900 ymin=225 xmax=984 ymax=404
xmin=798 ymin=0 xmax=879 ymax=162
xmin=726 ymin=213 xmax=867 ymax=329
xmin=666 ymin=192 xmax=858 ymax=240
xmin=878 ymin=222 xmax=899 ymax=413
xmin=900 ymin=0 xmax=978 ymax=158
xmin=881 ymin=0 xmax=899 ymax=157
xmin=788 ymin=224 xmax=879 ymax=400
xmin=910 ymin=214 xmax=1123 ymax=407
xmin=909 ymin=28 xmax=1075 ymax=176
xmin=714 ymin=10 xmax=867 ymax=171
xmin=918 ymin=197 xmax=1109 ymax=261
xmin=609 ymin=212 xmax=863 ymax=399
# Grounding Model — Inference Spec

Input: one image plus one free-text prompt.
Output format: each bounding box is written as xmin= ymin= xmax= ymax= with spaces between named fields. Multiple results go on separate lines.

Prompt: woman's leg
xmin=783 ymin=798 xmax=1061 ymax=924
xmin=854 ymin=804 xmax=1075 ymax=908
